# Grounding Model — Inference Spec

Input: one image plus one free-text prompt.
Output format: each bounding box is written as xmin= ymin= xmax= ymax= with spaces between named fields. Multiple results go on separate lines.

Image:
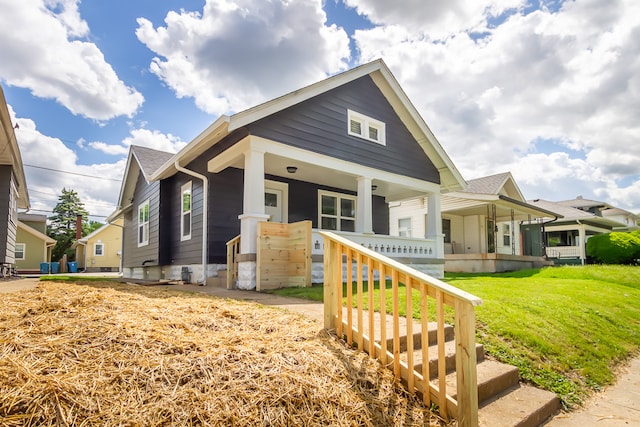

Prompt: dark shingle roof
xmin=131 ymin=145 xmax=174 ymax=179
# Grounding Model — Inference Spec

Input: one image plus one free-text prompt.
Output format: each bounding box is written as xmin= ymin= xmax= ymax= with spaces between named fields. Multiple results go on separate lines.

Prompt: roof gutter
xmin=174 ymin=160 xmax=208 ymax=285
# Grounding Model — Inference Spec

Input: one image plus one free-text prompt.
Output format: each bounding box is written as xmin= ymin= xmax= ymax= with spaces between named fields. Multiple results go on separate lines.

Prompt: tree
xmin=48 ymin=188 xmax=89 ymax=261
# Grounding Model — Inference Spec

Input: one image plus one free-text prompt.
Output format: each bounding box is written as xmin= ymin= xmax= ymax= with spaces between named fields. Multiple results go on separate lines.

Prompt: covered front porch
xmin=440 ymin=194 xmax=558 ymax=273
xmin=211 ymin=135 xmax=445 ymax=289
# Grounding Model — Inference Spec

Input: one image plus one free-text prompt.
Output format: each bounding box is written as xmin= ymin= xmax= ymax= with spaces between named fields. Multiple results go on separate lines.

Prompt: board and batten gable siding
xmin=0 ymin=166 xmax=17 ymax=264
xmin=159 ymin=172 xmax=204 ymax=265
xmin=123 ymin=172 xmax=161 ymax=268
xmin=245 ymin=75 xmax=440 ymax=184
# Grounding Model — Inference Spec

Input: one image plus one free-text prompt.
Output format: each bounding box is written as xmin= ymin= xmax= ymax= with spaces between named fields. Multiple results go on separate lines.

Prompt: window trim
xmin=347 ymin=109 xmax=386 ymax=145
xmin=15 ymin=242 xmax=25 ymax=260
xmin=318 ymin=190 xmax=357 ymax=232
xmin=94 ymin=242 xmax=104 ymax=256
xmin=180 ymin=181 xmax=192 ymax=241
xmin=138 ymin=199 xmax=150 ymax=247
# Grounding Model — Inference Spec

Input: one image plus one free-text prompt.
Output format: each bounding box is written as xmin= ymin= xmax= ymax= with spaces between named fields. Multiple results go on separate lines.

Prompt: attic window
xmin=347 ymin=109 xmax=386 ymax=145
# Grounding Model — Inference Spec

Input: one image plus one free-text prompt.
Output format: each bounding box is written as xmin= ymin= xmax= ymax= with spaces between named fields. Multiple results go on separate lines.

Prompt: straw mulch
xmin=0 ymin=281 xmax=450 ymax=426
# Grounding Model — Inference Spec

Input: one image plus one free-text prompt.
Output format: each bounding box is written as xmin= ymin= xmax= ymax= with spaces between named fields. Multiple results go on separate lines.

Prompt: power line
xmin=24 ymin=164 xmax=122 ymax=182
xmin=26 ymin=208 xmax=110 ymax=219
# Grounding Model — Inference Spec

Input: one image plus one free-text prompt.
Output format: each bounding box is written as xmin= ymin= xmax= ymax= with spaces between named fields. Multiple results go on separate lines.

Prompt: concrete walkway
xmin=2 ymin=276 xmax=639 ymax=426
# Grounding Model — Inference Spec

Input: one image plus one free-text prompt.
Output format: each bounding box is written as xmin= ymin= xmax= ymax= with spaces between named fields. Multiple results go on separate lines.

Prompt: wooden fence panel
xmin=257 ymin=220 xmax=311 ymax=291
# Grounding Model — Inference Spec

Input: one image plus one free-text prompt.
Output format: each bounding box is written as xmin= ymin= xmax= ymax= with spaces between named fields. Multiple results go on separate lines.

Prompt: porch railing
xmin=545 ymin=246 xmax=581 ymax=258
xmin=321 ymin=231 xmax=483 ymax=426
xmin=226 ymin=235 xmax=240 ymax=289
xmin=312 ymin=230 xmax=439 ymax=259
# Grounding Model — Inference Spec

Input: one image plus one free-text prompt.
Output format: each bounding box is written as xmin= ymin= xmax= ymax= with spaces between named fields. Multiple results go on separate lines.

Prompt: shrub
xmin=587 ymin=231 xmax=640 ymax=264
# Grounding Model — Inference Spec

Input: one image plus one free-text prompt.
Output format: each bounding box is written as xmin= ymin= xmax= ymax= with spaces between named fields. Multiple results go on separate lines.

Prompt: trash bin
xmin=67 ymin=262 xmax=78 ymax=273
xmin=50 ymin=262 xmax=60 ymax=274
xmin=40 ymin=262 xmax=50 ymax=274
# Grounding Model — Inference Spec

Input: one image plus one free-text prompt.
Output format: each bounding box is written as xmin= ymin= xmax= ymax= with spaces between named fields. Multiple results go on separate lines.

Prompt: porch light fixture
xmin=286 ymin=166 xmax=297 ymax=174
xmin=371 ymin=185 xmax=378 ymax=191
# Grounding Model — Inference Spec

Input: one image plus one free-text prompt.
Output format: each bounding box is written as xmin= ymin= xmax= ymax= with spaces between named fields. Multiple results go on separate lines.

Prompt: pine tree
xmin=48 ymin=188 xmax=89 ymax=261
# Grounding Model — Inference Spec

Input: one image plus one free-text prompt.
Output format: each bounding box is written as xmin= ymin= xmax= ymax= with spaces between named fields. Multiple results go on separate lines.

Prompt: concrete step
xmin=403 ymin=340 xmax=485 ymax=379
xmin=478 ymin=383 xmax=560 ymax=427
xmin=436 ymin=359 xmax=520 ymax=404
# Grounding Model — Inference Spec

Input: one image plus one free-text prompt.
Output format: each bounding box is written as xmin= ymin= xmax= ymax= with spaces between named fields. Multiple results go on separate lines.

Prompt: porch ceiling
xmin=442 ymin=194 xmax=555 ymax=222
xmin=208 ymin=136 xmax=439 ymax=201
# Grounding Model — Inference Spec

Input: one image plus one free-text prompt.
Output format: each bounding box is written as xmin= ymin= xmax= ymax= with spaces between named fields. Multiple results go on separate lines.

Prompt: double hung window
xmin=319 ymin=190 xmax=356 ymax=232
xmin=138 ymin=200 xmax=150 ymax=246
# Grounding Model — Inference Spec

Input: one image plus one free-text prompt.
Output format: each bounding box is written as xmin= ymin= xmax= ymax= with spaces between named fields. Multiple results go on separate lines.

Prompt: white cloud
xmin=121 ymin=129 xmax=186 ymax=153
xmin=136 ymin=0 xmax=350 ymax=115
xmin=351 ymin=0 xmax=640 ymax=212
xmin=10 ymin=105 xmax=124 ymax=219
xmin=0 ymin=0 xmax=144 ymax=120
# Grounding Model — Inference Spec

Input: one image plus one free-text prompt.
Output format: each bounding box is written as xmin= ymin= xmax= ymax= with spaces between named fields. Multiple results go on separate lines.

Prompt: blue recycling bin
xmin=39 ymin=262 xmax=50 ymax=274
xmin=50 ymin=262 xmax=60 ymax=274
xmin=67 ymin=262 xmax=78 ymax=273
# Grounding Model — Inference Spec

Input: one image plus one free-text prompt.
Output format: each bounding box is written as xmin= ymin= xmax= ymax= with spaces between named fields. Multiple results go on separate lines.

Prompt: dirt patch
xmin=0 ymin=280 xmax=449 ymax=426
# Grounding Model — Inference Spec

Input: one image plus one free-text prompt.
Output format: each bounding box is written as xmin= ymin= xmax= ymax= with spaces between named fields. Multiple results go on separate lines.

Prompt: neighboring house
xmin=390 ymin=172 xmax=561 ymax=272
xmin=529 ymin=196 xmax=639 ymax=265
xmin=0 ymin=84 xmax=30 ymax=276
xmin=73 ymin=219 xmax=123 ymax=272
xmin=15 ymin=213 xmax=55 ymax=274
xmin=108 ymin=59 xmax=466 ymax=288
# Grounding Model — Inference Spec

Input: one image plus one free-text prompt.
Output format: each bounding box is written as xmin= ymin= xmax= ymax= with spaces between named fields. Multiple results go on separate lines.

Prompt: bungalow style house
xmin=389 ymin=172 xmax=561 ymax=272
xmin=108 ymin=59 xmax=466 ymax=289
xmin=15 ymin=213 xmax=55 ymax=274
xmin=0 ymin=84 xmax=30 ymax=277
xmin=529 ymin=196 xmax=639 ymax=265
xmin=73 ymin=219 xmax=123 ymax=272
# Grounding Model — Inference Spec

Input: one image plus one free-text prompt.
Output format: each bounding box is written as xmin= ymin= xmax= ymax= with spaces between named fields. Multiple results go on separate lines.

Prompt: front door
xmin=264 ymin=180 xmax=289 ymax=223
xmin=265 ymin=188 xmax=283 ymax=222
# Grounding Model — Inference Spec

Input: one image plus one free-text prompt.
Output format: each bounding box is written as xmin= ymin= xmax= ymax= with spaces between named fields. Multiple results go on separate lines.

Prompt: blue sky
xmin=1 ymin=0 xmax=638 ymax=220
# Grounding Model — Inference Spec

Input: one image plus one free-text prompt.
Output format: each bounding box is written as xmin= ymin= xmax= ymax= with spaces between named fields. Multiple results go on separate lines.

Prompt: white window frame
xmin=318 ymin=190 xmax=357 ymax=232
xmin=503 ymin=223 xmax=511 ymax=247
xmin=138 ymin=199 xmax=150 ymax=247
xmin=398 ymin=218 xmax=412 ymax=237
xmin=347 ymin=109 xmax=386 ymax=145
xmin=15 ymin=242 xmax=25 ymax=260
xmin=94 ymin=242 xmax=104 ymax=256
xmin=8 ymin=180 xmax=17 ymax=225
xmin=181 ymin=181 xmax=192 ymax=241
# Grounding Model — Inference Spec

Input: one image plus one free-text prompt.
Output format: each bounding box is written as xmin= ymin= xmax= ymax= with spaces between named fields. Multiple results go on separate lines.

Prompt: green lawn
xmin=272 ymin=265 xmax=640 ymax=408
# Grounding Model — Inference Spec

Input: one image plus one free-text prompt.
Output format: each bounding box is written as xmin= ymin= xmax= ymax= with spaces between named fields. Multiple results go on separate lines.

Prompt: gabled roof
xmin=442 ymin=172 xmax=559 ymax=220
xmin=463 ymin=172 xmax=525 ymax=201
xmin=0 ymin=85 xmax=29 ymax=209
xmin=132 ymin=145 xmax=174 ymax=180
xmin=17 ymin=221 xmax=55 ymax=244
xmin=149 ymin=59 xmax=466 ymax=192
xmin=110 ymin=145 xmax=174 ymax=221
xmin=74 ymin=219 xmax=122 ymax=247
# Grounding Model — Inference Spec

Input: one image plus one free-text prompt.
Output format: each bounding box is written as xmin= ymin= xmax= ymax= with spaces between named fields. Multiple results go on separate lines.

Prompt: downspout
xmin=174 ymin=161 xmax=208 ymax=285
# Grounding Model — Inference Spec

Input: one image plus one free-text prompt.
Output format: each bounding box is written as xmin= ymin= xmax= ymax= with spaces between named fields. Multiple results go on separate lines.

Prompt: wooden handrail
xmin=226 ymin=235 xmax=240 ymax=289
xmin=321 ymin=231 xmax=482 ymax=427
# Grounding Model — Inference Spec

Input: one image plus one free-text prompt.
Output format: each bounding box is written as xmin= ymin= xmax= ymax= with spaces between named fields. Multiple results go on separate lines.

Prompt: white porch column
xmin=426 ymin=191 xmax=444 ymax=258
xmin=237 ymin=148 xmax=269 ymax=290
xmin=578 ymin=223 xmax=586 ymax=265
xmin=356 ymin=176 xmax=373 ymax=234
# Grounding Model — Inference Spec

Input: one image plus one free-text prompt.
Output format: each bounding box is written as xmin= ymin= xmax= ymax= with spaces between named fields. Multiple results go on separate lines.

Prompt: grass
xmin=272 ymin=265 xmax=640 ymax=408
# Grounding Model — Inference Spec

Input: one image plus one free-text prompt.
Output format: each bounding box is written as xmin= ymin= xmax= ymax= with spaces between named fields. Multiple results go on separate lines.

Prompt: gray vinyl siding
xmin=123 ymin=173 xmax=161 ymax=268
xmin=159 ymin=173 xmax=204 ymax=265
xmin=245 ymin=75 xmax=440 ymax=184
xmin=0 ymin=166 xmax=17 ymax=264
